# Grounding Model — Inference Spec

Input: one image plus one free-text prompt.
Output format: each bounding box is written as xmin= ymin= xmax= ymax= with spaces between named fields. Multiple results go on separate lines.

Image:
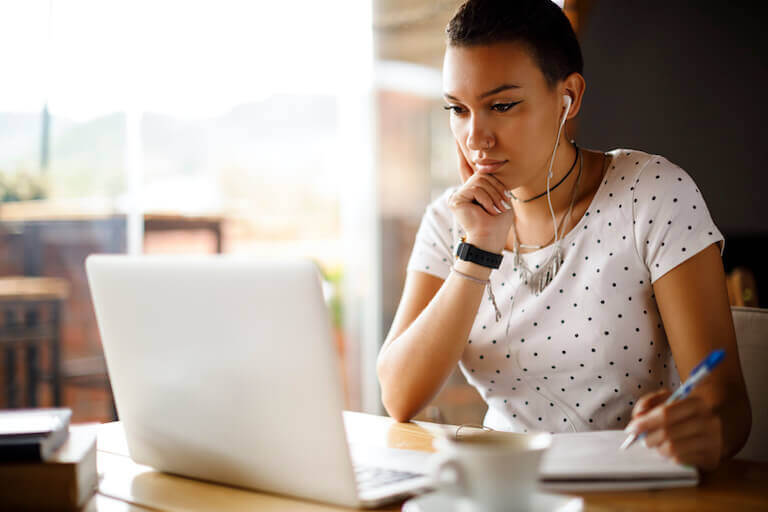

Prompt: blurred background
xmin=0 ymin=0 xmax=764 ymax=427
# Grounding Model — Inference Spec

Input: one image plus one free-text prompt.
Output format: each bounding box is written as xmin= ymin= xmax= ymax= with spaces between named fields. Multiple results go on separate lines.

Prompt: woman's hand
xmin=625 ymin=388 xmax=723 ymax=471
xmin=448 ymin=139 xmax=515 ymax=253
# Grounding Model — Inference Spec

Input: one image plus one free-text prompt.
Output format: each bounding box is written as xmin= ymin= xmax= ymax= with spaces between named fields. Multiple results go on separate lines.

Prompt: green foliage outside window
xmin=0 ymin=170 xmax=48 ymax=202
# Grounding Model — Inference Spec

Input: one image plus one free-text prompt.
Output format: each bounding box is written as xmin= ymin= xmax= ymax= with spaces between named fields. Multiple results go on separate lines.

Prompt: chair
xmin=727 ymin=267 xmax=759 ymax=307
xmin=732 ymin=306 xmax=768 ymax=462
xmin=60 ymin=354 xmax=118 ymax=421
xmin=0 ymin=276 xmax=69 ymax=408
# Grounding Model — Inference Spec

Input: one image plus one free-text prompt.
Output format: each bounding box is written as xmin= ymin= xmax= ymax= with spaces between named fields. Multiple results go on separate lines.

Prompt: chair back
xmin=733 ymin=306 xmax=768 ymax=461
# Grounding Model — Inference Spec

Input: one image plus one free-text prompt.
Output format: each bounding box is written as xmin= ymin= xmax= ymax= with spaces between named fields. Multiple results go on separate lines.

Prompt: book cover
xmin=0 ymin=424 xmax=98 ymax=511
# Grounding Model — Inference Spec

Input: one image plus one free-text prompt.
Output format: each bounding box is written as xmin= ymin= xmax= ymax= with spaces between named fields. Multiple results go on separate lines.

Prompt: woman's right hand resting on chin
xmin=376 ymin=140 xmax=515 ymax=422
xmin=448 ymin=139 xmax=516 ymax=254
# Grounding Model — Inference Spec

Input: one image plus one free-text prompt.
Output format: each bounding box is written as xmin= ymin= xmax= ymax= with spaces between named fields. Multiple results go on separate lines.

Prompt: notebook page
xmin=539 ymin=430 xmax=698 ymax=480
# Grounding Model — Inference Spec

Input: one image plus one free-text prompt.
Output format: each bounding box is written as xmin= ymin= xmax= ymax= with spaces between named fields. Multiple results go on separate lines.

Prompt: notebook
xmin=0 ymin=408 xmax=71 ymax=462
xmin=539 ymin=430 xmax=699 ymax=491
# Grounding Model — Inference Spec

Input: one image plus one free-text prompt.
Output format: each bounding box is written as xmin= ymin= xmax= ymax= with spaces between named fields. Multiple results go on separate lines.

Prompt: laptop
xmin=85 ymin=255 xmax=434 ymax=508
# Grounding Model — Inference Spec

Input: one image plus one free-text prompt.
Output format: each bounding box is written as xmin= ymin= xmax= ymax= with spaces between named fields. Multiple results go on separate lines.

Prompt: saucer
xmin=402 ymin=490 xmax=583 ymax=512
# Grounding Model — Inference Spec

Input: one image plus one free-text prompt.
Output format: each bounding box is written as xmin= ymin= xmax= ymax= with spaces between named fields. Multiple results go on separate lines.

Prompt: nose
xmin=465 ymin=115 xmax=495 ymax=152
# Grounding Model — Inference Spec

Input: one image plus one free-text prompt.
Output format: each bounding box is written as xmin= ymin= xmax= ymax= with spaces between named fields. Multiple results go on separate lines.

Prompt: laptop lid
xmin=86 ymin=255 xmax=361 ymax=507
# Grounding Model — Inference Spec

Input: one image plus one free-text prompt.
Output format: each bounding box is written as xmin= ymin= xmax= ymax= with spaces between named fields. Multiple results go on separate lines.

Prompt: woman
xmin=376 ymin=0 xmax=751 ymax=471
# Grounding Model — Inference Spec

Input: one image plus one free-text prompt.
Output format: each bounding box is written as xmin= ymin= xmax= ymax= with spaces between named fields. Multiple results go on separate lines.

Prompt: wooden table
xmin=84 ymin=411 xmax=768 ymax=511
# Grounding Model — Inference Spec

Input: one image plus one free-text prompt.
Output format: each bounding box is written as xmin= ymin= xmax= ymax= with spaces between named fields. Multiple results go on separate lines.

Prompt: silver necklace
xmin=511 ymin=147 xmax=584 ymax=296
xmin=503 ymin=149 xmax=585 ymax=339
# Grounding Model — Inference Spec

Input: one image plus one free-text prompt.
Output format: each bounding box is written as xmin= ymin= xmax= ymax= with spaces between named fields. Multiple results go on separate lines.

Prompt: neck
xmin=510 ymin=138 xmax=579 ymax=226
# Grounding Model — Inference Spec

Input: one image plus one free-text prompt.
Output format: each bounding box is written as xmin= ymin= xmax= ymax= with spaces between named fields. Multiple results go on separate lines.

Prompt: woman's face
xmin=442 ymin=42 xmax=573 ymax=190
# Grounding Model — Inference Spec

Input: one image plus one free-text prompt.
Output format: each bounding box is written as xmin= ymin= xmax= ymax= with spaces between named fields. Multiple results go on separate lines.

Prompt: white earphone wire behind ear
xmin=542 ymin=92 xmax=574 ymax=246
xmin=548 ymin=94 xmax=572 ymax=180
xmin=505 ymin=92 xmax=579 ymax=331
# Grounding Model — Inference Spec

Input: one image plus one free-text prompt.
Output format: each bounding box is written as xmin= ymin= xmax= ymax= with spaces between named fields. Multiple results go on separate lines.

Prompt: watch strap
xmin=455 ymin=242 xmax=503 ymax=269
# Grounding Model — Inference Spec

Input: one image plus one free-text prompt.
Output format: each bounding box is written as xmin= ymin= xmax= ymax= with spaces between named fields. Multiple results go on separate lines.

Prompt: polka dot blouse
xmin=405 ymin=148 xmax=725 ymax=434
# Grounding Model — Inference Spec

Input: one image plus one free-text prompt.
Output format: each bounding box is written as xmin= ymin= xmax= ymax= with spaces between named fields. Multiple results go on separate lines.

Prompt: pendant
xmin=515 ymin=242 xmax=563 ymax=296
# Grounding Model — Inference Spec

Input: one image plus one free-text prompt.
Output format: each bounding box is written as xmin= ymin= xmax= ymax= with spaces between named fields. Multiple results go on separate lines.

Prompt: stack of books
xmin=0 ymin=408 xmax=98 ymax=510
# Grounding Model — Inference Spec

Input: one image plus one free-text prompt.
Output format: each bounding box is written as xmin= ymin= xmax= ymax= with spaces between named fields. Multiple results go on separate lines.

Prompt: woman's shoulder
xmin=603 ymin=147 xmax=705 ymax=207
xmin=606 ymin=147 xmax=691 ymax=181
xmin=608 ymin=148 xmax=705 ymax=200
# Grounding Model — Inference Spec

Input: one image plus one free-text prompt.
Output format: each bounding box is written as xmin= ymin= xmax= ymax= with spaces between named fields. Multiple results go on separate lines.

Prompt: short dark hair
xmin=446 ymin=0 xmax=583 ymax=91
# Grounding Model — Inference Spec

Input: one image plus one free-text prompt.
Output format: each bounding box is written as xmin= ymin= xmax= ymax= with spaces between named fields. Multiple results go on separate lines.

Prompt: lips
xmin=474 ymin=160 xmax=507 ymax=174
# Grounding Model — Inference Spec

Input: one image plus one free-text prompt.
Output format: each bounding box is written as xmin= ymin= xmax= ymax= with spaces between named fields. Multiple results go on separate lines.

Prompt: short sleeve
xmin=632 ymin=156 xmax=725 ymax=284
xmin=405 ymin=187 xmax=458 ymax=280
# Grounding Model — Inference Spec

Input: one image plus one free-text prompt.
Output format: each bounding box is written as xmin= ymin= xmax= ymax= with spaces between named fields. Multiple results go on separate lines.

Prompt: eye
xmin=492 ymin=102 xmax=521 ymax=112
xmin=443 ymin=102 xmax=521 ymax=116
xmin=442 ymin=105 xmax=465 ymax=115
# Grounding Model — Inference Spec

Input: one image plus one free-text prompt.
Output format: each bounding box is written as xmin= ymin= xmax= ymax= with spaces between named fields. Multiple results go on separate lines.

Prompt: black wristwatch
xmin=455 ymin=240 xmax=503 ymax=269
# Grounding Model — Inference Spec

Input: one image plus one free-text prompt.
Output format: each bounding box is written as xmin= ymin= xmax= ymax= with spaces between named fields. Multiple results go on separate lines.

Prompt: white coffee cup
xmin=430 ymin=430 xmax=552 ymax=512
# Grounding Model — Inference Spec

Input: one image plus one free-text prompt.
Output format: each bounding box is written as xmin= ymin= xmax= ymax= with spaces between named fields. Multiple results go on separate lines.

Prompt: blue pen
xmin=620 ymin=348 xmax=726 ymax=451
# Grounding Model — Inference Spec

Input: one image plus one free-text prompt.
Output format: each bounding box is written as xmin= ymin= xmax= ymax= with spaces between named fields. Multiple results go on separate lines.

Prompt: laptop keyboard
xmin=353 ymin=464 xmax=422 ymax=491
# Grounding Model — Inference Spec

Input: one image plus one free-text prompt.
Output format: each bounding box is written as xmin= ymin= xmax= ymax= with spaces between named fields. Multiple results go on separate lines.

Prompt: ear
xmin=561 ymin=72 xmax=586 ymax=121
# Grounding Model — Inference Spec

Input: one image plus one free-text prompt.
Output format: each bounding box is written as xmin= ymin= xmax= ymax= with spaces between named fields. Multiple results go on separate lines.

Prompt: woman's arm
xmin=625 ymin=242 xmax=752 ymax=470
xmin=377 ymin=258 xmax=492 ymax=423
xmin=378 ymin=139 xmax=516 ymax=422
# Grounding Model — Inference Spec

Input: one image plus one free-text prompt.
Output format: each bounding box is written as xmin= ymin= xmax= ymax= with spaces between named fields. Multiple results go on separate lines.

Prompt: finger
xmin=490 ymin=182 xmax=513 ymax=207
xmin=631 ymin=388 xmax=672 ymax=418
xmin=643 ymin=415 xmax=706 ymax=448
xmin=657 ymin=431 xmax=717 ymax=462
xmin=628 ymin=397 xmax=703 ymax=436
xmin=483 ymin=173 xmax=512 ymax=201
xmin=452 ymin=182 xmax=505 ymax=215
xmin=473 ymin=175 xmax=511 ymax=213
xmin=627 ymin=395 xmax=705 ymax=435
xmin=632 ymin=389 xmax=671 ymax=417
xmin=472 ymin=187 xmax=503 ymax=215
xmin=455 ymin=140 xmax=473 ymax=183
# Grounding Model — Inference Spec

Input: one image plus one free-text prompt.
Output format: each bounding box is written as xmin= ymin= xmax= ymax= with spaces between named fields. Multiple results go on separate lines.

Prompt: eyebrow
xmin=443 ymin=84 xmax=522 ymax=102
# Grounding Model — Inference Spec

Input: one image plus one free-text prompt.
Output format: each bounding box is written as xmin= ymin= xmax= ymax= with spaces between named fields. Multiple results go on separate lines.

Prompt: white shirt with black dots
xmin=406 ymin=148 xmax=725 ymax=434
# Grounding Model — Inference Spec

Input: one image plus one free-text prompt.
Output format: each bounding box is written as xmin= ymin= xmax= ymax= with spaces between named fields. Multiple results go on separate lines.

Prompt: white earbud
xmin=547 ymin=94 xmax=573 ymax=181
xmin=539 ymin=92 xmax=575 ymax=265
xmin=561 ymin=94 xmax=572 ymax=123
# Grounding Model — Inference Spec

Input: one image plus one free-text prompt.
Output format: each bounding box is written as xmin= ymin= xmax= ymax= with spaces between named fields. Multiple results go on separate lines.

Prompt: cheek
xmin=505 ymin=112 xmax=536 ymax=136
xmin=495 ymin=123 xmax=530 ymax=158
xmin=499 ymin=114 xmax=549 ymax=151
xmin=449 ymin=117 xmax=462 ymax=139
